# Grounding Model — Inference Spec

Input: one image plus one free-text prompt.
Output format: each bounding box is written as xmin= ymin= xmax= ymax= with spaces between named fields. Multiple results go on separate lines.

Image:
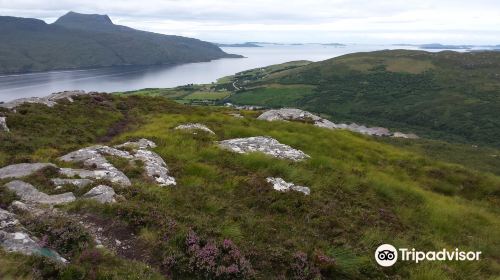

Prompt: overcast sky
xmin=1 ymin=0 xmax=499 ymax=44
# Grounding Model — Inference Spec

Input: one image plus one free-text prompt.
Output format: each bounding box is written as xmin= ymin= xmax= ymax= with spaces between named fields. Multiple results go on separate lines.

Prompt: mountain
xmin=224 ymin=50 xmax=500 ymax=147
xmin=215 ymin=42 xmax=262 ymax=47
xmin=0 ymin=12 xmax=241 ymax=74
xmin=0 ymin=92 xmax=498 ymax=279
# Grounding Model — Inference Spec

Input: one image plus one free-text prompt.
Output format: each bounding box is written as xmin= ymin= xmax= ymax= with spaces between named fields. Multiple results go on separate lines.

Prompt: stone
xmin=0 ymin=230 xmax=67 ymax=263
xmin=134 ymin=149 xmax=176 ymax=186
xmin=392 ymin=132 xmax=419 ymax=139
xmin=0 ymin=208 xmax=19 ymax=230
xmin=115 ymin=138 xmax=157 ymax=150
xmin=59 ymin=168 xmax=129 ymax=186
xmin=0 ymin=116 xmax=9 ymax=132
xmin=116 ymin=139 xmax=176 ymax=187
xmin=0 ymin=163 xmax=57 ymax=179
xmin=51 ymin=178 xmax=94 ymax=189
xmin=0 ymin=208 xmax=67 ymax=263
xmin=230 ymin=113 xmax=244 ymax=118
xmin=266 ymin=177 xmax=310 ymax=195
xmin=0 ymin=90 xmax=87 ymax=110
xmin=218 ymin=136 xmax=309 ymax=161
xmin=175 ymin=123 xmax=216 ymax=134
xmin=83 ymin=185 xmax=116 ymax=203
xmin=257 ymin=108 xmax=410 ymax=137
xmin=4 ymin=180 xmax=76 ymax=205
xmin=59 ymin=146 xmax=131 ymax=187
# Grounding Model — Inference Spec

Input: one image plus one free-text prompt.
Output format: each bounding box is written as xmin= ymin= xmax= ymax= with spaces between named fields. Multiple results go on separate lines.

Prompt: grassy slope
xmin=226 ymin=50 xmax=500 ymax=148
xmin=0 ymin=94 xmax=498 ymax=279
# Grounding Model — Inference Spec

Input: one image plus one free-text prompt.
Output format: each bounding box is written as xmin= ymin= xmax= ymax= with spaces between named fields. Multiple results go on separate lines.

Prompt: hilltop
xmin=222 ymin=50 xmax=500 ymax=147
xmin=0 ymin=12 xmax=241 ymax=74
xmin=0 ymin=92 xmax=498 ymax=279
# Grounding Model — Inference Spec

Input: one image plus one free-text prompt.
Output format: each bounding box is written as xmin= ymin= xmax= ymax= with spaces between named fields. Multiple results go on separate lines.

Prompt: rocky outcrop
xmin=257 ymin=108 xmax=416 ymax=138
xmin=134 ymin=149 xmax=176 ymax=186
xmin=118 ymin=139 xmax=176 ymax=186
xmin=0 ymin=163 xmax=57 ymax=179
xmin=0 ymin=117 xmax=9 ymax=132
xmin=59 ymin=146 xmax=131 ymax=187
xmin=115 ymin=138 xmax=157 ymax=150
xmin=266 ymin=177 xmax=310 ymax=195
xmin=51 ymin=178 xmax=94 ymax=189
xmin=83 ymin=185 xmax=116 ymax=203
xmin=218 ymin=136 xmax=309 ymax=161
xmin=175 ymin=123 xmax=216 ymax=134
xmin=0 ymin=90 xmax=87 ymax=110
xmin=4 ymin=180 xmax=76 ymax=205
xmin=0 ymin=208 xmax=67 ymax=263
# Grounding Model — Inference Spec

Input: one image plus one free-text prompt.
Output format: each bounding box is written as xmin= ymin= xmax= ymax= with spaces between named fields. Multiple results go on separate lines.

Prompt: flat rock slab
xmin=266 ymin=177 xmax=310 ymax=195
xmin=51 ymin=178 xmax=94 ymax=188
xmin=0 ymin=117 xmax=9 ymax=132
xmin=0 ymin=163 xmax=57 ymax=179
xmin=83 ymin=185 xmax=116 ymax=203
xmin=175 ymin=123 xmax=216 ymax=134
xmin=115 ymin=138 xmax=157 ymax=150
xmin=218 ymin=136 xmax=309 ymax=161
xmin=59 ymin=146 xmax=131 ymax=187
xmin=4 ymin=180 xmax=75 ymax=205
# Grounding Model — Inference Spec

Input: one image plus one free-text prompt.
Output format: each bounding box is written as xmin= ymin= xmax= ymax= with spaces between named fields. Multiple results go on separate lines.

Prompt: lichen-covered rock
xmin=175 ymin=123 xmax=215 ymax=134
xmin=134 ymin=149 xmax=176 ymax=186
xmin=58 ymin=168 xmax=126 ymax=186
xmin=392 ymin=132 xmax=419 ymax=139
xmin=4 ymin=180 xmax=76 ymax=205
xmin=51 ymin=178 xmax=94 ymax=189
xmin=218 ymin=136 xmax=309 ymax=161
xmin=0 ymin=208 xmax=19 ymax=230
xmin=257 ymin=108 xmax=410 ymax=137
xmin=115 ymin=138 xmax=157 ymax=150
xmin=0 ymin=90 xmax=87 ymax=110
xmin=0 ymin=209 xmax=67 ymax=263
xmin=59 ymin=146 xmax=131 ymax=187
xmin=0 ymin=117 xmax=9 ymax=132
xmin=266 ymin=177 xmax=310 ymax=195
xmin=116 ymin=139 xmax=176 ymax=187
xmin=0 ymin=163 xmax=57 ymax=179
xmin=83 ymin=185 xmax=116 ymax=203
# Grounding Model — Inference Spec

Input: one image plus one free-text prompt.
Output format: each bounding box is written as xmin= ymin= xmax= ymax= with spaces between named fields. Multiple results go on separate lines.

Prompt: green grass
xmin=0 ymin=93 xmax=499 ymax=279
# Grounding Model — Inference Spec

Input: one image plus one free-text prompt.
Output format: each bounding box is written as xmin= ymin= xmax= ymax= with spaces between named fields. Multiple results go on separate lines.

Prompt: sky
xmin=0 ymin=0 xmax=499 ymax=44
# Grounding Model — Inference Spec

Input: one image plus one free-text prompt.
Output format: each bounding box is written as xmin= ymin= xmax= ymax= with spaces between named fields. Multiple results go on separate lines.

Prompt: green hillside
xmin=0 ymin=12 xmax=240 ymax=74
xmin=226 ymin=50 xmax=500 ymax=147
xmin=0 ymin=94 xmax=499 ymax=279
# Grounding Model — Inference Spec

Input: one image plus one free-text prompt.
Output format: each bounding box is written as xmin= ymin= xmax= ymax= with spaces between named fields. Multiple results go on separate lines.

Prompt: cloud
xmin=0 ymin=0 xmax=498 ymax=44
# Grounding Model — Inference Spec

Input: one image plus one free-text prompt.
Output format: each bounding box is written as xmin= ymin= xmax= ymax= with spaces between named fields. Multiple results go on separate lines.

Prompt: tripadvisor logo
xmin=374 ymin=244 xmax=482 ymax=267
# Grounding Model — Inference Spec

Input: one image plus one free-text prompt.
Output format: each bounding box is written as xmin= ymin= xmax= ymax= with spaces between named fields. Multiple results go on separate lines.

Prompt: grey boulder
xmin=4 ymin=180 xmax=75 ymax=205
xmin=218 ymin=136 xmax=309 ymax=161
xmin=83 ymin=185 xmax=116 ymax=203
xmin=266 ymin=177 xmax=310 ymax=195
xmin=0 ymin=163 xmax=57 ymax=179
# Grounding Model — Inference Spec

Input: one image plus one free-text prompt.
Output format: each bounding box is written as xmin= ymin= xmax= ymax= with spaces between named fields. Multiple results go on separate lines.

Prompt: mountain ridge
xmin=0 ymin=12 xmax=242 ymax=74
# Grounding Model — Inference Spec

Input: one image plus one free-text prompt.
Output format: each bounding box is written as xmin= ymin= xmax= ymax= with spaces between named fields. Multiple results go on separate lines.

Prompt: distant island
xmin=0 ymin=12 xmax=242 ymax=74
xmin=419 ymin=43 xmax=472 ymax=49
xmin=320 ymin=43 xmax=346 ymax=47
xmin=215 ymin=42 xmax=262 ymax=47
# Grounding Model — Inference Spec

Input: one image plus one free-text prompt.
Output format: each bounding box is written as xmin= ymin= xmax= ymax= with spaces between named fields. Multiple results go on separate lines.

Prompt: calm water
xmin=0 ymin=44 xmax=462 ymax=102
